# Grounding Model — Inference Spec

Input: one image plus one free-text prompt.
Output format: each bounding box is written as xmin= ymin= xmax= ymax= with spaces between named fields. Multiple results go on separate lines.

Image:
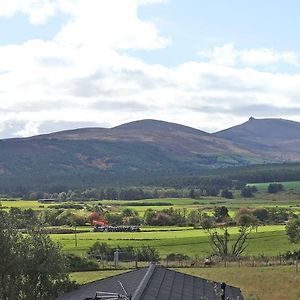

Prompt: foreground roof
xmin=57 ymin=264 xmax=244 ymax=300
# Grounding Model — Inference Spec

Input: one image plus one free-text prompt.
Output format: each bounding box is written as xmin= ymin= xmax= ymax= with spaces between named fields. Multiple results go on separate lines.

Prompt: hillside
xmin=0 ymin=119 xmax=263 ymax=189
xmin=214 ymin=117 xmax=300 ymax=160
xmin=2 ymin=117 xmax=300 ymax=190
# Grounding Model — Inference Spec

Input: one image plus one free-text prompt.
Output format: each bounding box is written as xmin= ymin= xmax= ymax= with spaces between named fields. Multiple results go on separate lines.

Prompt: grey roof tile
xmin=57 ymin=265 xmax=244 ymax=300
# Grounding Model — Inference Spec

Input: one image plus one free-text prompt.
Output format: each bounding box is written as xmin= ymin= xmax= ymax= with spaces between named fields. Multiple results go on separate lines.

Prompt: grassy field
xmin=70 ymin=265 xmax=300 ymax=300
xmin=249 ymin=180 xmax=300 ymax=191
xmin=0 ymin=200 xmax=52 ymax=209
xmin=51 ymin=225 xmax=300 ymax=258
xmin=2 ymin=189 xmax=300 ymax=259
xmin=2 ymin=195 xmax=300 ymax=214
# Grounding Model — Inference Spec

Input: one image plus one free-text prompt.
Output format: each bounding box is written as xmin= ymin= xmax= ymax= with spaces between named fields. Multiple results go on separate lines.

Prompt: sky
xmin=1 ymin=0 xmax=300 ymax=138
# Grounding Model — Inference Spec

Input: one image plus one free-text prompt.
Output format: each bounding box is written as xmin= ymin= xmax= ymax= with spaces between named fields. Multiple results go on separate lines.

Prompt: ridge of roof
xmin=132 ymin=263 xmax=156 ymax=300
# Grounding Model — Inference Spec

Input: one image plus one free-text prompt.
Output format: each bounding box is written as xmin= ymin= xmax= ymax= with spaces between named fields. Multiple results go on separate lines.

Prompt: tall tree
xmin=0 ymin=212 xmax=76 ymax=300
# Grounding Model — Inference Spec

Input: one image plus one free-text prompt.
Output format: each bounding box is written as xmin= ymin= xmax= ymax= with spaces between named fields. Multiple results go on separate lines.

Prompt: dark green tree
xmin=286 ymin=218 xmax=300 ymax=244
xmin=241 ymin=186 xmax=253 ymax=198
xmin=0 ymin=213 xmax=76 ymax=300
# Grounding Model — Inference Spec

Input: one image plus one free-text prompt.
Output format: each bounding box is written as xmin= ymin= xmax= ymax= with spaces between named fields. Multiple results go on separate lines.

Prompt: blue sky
xmin=136 ymin=0 xmax=300 ymax=69
xmin=0 ymin=0 xmax=300 ymax=138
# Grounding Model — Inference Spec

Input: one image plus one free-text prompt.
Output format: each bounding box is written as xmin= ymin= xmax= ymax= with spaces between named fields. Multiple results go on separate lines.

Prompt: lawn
xmin=70 ymin=265 xmax=300 ymax=300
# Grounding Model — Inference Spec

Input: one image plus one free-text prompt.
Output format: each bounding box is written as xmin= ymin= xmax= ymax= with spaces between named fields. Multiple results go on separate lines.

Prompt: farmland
xmin=249 ymin=180 xmax=300 ymax=191
xmin=2 ymin=181 xmax=300 ymax=299
xmin=51 ymin=225 xmax=299 ymax=257
xmin=2 ymin=182 xmax=300 ymax=259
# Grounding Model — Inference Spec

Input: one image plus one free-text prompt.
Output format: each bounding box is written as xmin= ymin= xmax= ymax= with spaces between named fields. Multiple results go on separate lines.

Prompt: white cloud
xmin=0 ymin=0 xmax=63 ymax=24
xmin=16 ymin=121 xmax=40 ymax=137
xmin=199 ymin=43 xmax=300 ymax=67
xmin=1 ymin=2 xmax=300 ymax=138
xmin=199 ymin=44 xmax=237 ymax=66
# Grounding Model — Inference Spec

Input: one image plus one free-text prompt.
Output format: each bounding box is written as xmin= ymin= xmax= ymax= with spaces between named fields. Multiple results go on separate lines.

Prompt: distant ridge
xmin=113 ymin=119 xmax=209 ymax=135
xmin=1 ymin=117 xmax=300 ymax=188
xmin=214 ymin=117 xmax=300 ymax=160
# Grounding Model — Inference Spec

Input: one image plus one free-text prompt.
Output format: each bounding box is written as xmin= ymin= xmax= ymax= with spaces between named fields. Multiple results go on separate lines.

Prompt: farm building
xmin=57 ymin=264 xmax=244 ymax=300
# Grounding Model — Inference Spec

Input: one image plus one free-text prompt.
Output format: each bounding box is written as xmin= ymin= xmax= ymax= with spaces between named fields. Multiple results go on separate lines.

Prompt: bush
xmin=127 ymin=216 xmax=143 ymax=226
xmin=66 ymin=254 xmax=99 ymax=272
xmin=166 ymin=253 xmax=190 ymax=261
xmin=283 ymin=250 xmax=300 ymax=260
xmin=221 ymin=189 xmax=233 ymax=199
xmin=268 ymin=183 xmax=284 ymax=193
xmin=286 ymin=218 xmax=300 ymax=244
xmin=252 ymin=208 xmax=269 ymax=222
xmin=88 ymin=242 xmax=114 ymax=260
xmin=241 ymin=186 xmax=253 ymax=198
xmin=106 ymin=214 xmax=123 ymax=226
xmin=87 ymin=242 xmax=160 ymax=262
xmin=136 ymin=245 xmax=160 ymax=262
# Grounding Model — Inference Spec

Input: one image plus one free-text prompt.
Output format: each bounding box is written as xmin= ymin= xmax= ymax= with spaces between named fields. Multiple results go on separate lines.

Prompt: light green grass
xmin=0 ymin=200 xmax=51 ymax=209
xmin=71 ymin=270 xmax=128 ymax=284
xmin=51 ymin=225 xmax=300 ymax=258
xmin=248 ymin=180 xmax=300 ymax=191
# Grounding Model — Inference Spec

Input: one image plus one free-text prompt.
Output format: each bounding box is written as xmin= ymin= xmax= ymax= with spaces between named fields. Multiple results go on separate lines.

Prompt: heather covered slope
xmin=3 ymin=117 xmax=300 ymax=189
xmin=42 ymin=119 xmax=255 ymax=161
xmin=0 ymin=119 xmax=263 ymax=189
xmin=214 ymin=117 xmax=300 ymax=160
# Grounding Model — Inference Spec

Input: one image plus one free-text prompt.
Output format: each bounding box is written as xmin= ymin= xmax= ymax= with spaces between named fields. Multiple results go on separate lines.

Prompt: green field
xmin=51 ymin=225 xmax=300 ymax=258
xmin=2 ymin=195 xmax=300 ymax=215
xmin=0 ymin=200 xmax=52 ymax=209
xmin=249 ymin=180 xmax=300 ymax=191
xmin=71 ymin=265 xmax=300 ymax=300
xmin=2 ymin=188 xmax=300 ymax=259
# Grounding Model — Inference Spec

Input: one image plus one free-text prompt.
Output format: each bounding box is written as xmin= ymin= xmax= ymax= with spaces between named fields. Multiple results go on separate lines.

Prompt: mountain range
xmin=1 ymin=117 xmax=300 ymax=188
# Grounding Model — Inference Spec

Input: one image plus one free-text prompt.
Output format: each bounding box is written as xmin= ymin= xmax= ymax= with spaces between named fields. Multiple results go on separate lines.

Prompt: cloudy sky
xmin=1 ymin=0 xmax=300 ymax=138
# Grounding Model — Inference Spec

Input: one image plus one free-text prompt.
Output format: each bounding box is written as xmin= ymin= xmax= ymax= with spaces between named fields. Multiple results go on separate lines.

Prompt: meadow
xmin=51 ymin=225 xmax=300 ymax=258
xmin=2 ymin=193 xmax=300 ymax=215
xmin=249 ymin=180 xmax=300 ymax=191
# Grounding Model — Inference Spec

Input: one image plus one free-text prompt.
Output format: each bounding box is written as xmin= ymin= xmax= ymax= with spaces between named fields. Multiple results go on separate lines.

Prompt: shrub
xmin=127 ymin=216 xmax=143 ymax=226
xmin=87 ymin=242 xmax=160 ymax=262
xmin=166 ymin=253 xmax=190 ymax=261
xmin=66 ymin=254 xmax=99 ymax=272
xmin=267 ymin=183 xmax=284 ymax=193
xmin=283 ymin=250 xmax=300 ymax=260
xmin=241 ymin=186 xmax=253 ymax=198
xmin=136 ymin=245 xmax=160 ymax=262
xmin=221 ymin=189 xmax=233 ymax=199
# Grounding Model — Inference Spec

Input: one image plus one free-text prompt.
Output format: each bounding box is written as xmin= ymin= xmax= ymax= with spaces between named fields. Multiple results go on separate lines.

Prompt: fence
xmin=92 ymin=253 xmax=299 ymax=272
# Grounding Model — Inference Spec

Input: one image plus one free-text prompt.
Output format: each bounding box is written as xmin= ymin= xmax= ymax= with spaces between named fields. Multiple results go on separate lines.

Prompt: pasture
xmin=248 ymin=180 xmax=300 ymax=191
xmin=2 ymin=188 xmax=300 ymax=259
xmin=2 ymin=194 xmax=300 ymax=215
xmin=50 ymin=225 xmax=300 ymax=258
xmin=0 ymin=199 xmax=51 ymax=209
